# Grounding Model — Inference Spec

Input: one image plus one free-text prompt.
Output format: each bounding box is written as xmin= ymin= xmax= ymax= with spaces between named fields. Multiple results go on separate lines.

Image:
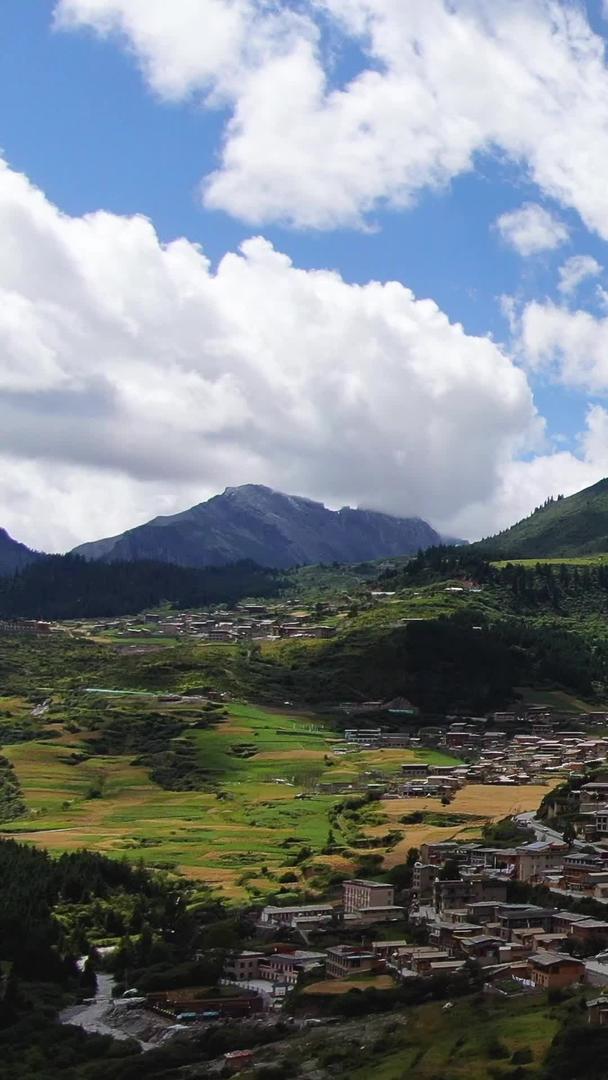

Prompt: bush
xmin=511 ymin=1047 xmax=533 ymax=1065
xmin=486 ymin=1037 xmax=510 ymax=1060
xmin=255 ymin=1065 xmax=293 ymax=1080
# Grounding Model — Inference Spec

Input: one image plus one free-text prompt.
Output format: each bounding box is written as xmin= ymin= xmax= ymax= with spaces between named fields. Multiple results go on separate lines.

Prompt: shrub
xmin=486 ymin=1037 xmax=510 ymax=1060
xmin=511 ymin=1047 xmax=533 ymax=1065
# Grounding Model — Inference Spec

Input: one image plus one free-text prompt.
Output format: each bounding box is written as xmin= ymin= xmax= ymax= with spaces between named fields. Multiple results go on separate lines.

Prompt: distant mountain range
xmin=71 ymin=485 xmax=442 ymax=569
xmin=9 ymin=474 xmax=608 ymax=580
xmin=473 ymin=477 xmax=608 ymax=558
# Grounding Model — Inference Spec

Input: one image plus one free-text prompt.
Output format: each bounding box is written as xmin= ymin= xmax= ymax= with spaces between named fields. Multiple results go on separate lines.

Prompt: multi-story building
xmin=258 ymin=950 xmax=325 ymax=986
xmin=325 ymin=946 xmax=377 ymax=979
xmin=412 ymin=862 xmax=440 ymax=900
xmin=433 ymin=877 xmax=507 ymax=913
xmin=528 ymin=952 xmax=584 ymax=990
xmin=496 ymin=906 xmax=555 ymax=942
xmin=223 ymin=951 xmax=264 ymax=981
xmin=400 ymin=763 xmax=430 ymax=779
xmin=516 ymin=841 xmax=569 ymax=882
xmin=568 ymin=919 xmax=608 ymax=945
xmin=342 ymin=879 xmax=395 ymax=914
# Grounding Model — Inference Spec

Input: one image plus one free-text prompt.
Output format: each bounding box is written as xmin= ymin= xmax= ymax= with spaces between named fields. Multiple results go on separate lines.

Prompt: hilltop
xmin=472 ymin=477 xmax=608 ymax=558
xmin=71 ymin=484 xmax=440 ymax=569
xmin=0 ymin=528 xmax=42 ymax=576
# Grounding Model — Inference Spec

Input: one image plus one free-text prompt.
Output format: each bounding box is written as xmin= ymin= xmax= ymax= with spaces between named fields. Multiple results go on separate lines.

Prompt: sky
xmin=5 ymin=2 xmax=608 ymax=550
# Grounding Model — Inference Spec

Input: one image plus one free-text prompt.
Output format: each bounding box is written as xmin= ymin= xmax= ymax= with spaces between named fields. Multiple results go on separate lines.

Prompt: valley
xmin=1 ymin=692 xmax=545 ymax=901
xmin=5 ymin=527 xmax=608 ymax=1078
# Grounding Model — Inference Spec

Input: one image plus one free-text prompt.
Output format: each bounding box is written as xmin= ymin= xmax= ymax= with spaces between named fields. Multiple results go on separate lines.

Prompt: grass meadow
xmin=0 ymin=697 xmax=546 ymax=900
xmin=348 ymin=994 xmax=561 ymax=1080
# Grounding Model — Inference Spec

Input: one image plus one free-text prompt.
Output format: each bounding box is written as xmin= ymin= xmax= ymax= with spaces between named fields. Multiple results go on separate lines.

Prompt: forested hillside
xmin=0 ymin=556 xmax=283 ymax=619
xmin=0 ymin=839 xmax=213 ymax=1080
xmin=470 ymin=477 xmax=608 ymax=557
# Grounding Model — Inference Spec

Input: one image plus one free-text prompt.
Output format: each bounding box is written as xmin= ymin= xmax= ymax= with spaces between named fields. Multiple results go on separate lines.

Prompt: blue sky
xmin=3 ymin=0 xmax=608 ymax=549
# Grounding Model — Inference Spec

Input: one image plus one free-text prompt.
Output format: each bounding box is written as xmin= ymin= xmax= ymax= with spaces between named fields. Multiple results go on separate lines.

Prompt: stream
xmin=59 ymin=974 xmax=158 ymax=1050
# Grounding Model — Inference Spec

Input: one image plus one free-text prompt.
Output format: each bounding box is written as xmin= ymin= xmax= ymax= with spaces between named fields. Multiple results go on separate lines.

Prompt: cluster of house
xmin=258 ymin=878 xmax=403 ymax=934
xmin=555 ymin=776 xmax=608 ymax=845
xmin=216 ymin=869 xmax=608 ymax=1006
xmin=89 ymin=602 xmax=339 ymax=643
xmin=411 ymin=838 xmax=608 ymax=903
xmin=216 ymin=854 xmax=608 ymax=1013
xmin=338 ymin=707 xmax=608 ymax=798
xmin=0 ymin=618 xmax=52 ymax=635
xmin=216 ymin=879 xmax=403 ymax=992
xmin=403 ymin=839 xmax=608 ymax=1006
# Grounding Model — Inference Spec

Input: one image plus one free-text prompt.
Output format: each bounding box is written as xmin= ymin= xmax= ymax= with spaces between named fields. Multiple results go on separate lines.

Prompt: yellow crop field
xmin=376 ymin=784 xmax=548 ymax=867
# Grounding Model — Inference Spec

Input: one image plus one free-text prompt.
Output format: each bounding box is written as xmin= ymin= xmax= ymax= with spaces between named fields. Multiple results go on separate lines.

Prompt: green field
xmin=243 ymin=991 xmax=572 ymax=1079
xmin=515 ymin=686 xmax=603 ymax=713
xmin=0 ymin=697 xmax=466 ymax=900
xmin=347 ymin=994 xmax=561 ymax=1080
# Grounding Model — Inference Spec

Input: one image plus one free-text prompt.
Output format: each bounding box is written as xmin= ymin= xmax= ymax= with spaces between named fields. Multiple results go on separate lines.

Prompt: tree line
xmin=0 ymin=555 xmax=283 ymax=619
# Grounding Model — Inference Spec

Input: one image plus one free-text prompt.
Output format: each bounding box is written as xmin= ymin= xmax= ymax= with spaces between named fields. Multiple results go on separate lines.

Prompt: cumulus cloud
xmin=0 ymin=158 xmax=541 ymax=550
xmin=444 ymin=421 xmax=608 ymax=540
xmin=54 ymin=0 xmax=608 ymax=233
xmin=558 ymin=254 xmax=602 ymax=295
xmin=520 ymin=300 xmax=608 ymax=392
xmin=496 ymin=203 xmax=569 ymax=256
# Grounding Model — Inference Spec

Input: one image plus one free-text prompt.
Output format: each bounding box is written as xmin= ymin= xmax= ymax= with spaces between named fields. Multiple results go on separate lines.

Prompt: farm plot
xmin=0 ymin=699 xmax=464 ymax=899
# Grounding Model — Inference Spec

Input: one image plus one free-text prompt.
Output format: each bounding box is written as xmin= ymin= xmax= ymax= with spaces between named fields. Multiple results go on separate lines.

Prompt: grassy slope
xmin=0 ymin=693 xmax=544 ymax=902
xmin=0 ymin=698 xmax=471 ymax=900
xmin=346 ymin=994 xmax=560 ymax=1080
xmin=475 ymin=476 xmax=608 ymax=557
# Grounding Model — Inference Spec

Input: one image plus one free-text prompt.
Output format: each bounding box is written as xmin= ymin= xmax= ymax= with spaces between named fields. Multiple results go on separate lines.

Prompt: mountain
xmin=72 ymin=485 xmax=441 ymax=569
xmin=0 ymin=528 xmax=42 ymax=576
xmin=473 ymin=477 xmax=608 ymax=557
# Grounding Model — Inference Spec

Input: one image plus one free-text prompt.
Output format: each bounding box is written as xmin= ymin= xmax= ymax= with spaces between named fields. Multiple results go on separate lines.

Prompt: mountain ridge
xmin=71 ymin=484 xmax=441 ymax=569
xmin=0 ymin=528 xmax=43 ymax=577
xmin=472 ymin=476 xmax=608 ymax=557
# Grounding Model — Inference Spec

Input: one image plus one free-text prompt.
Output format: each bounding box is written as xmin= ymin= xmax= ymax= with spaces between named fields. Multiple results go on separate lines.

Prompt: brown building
xmin=433 ymin=878 xmax=507 ymax=913
xmin=551 ymin=911 xmax=589 ymax=935
xmin=412 ymin=862 xmax=440 ymax=900
xmin=528 ymin=952 xmax=584 ymax=990
xmin=459 ymin=936 xmax=502 ymax=966
xmin=516 ymin=841 xmax=569 ymax=883
xmin=569 ymin=919 xmax=608 ymax=945
xmin=150 ymin=990 xmax=263 ymax=1019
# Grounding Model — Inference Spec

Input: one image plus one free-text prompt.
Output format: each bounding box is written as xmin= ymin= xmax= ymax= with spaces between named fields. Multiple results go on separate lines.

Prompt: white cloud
xmin=0 ymin=159 xmax=539 ymax=550
xmin=441 ymin=404 xmax=608 ymax=540
xmin=496 ymin=203 xmax=569 ymax=256
xmin=54 ymin=0 xmax=608 ymax=233
xmin=558 ymin=254 xmax=602 ymax=295
xmin=519 ymin=300 xmax=608 ymax=392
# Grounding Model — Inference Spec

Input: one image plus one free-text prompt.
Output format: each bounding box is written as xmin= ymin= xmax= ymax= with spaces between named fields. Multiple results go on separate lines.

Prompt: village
xmin=315 ymin=703 xmax=608 ymax=804
xmin=98 ymin=844 xmax=608 ymax=1070
xmin=73 ymin=692 xmax=608 ymax=1069
xmin=83 ymin=600 xmax=343 ymax=644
